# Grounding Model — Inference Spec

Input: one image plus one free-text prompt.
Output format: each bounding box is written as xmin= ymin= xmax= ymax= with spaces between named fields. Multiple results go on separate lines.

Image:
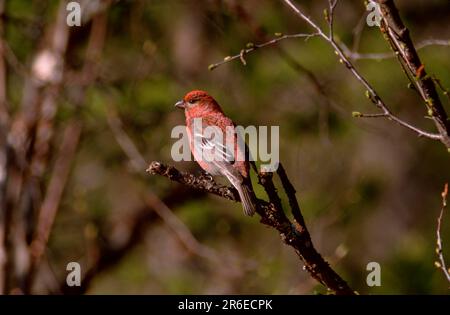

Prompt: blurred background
xmin=0 ymin=0 xmax=449 ymax=294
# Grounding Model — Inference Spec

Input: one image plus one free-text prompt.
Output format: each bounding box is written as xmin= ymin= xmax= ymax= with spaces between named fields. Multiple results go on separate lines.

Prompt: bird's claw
xmin=199 ymin=171 xmax=213 ymax=181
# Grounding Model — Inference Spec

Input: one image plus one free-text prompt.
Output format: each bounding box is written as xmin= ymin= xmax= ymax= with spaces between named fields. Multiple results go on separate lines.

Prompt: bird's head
xmin=175 ymin=90 xmax=223 ymax=116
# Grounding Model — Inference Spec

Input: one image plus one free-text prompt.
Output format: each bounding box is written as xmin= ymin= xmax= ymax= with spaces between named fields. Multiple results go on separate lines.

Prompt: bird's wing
xmin=191 ymin=123 xmax=235 ymax=163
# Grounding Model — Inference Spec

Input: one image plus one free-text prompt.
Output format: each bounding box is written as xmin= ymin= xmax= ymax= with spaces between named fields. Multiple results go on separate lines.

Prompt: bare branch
xmin=148 ymin=162 xmax=240 ymax=202
xmin=327 ymin=0 xmax=338 ymax=39
xmin=144 ymin=193 xmax=223 ymax=264
xmin=223 ymin=1 xmax=342 ymax=142
xmin=279 ymin=0 xmax=443 ymax=142
xmin=282 ymin=0 xmax=327 ymax=38
xmin=23 ymin=4 xmax=109 ymax=293
xmin=0 ymin=0 xmax=7 ymax=295
xmin=352 ymin=111 xmax=441 ymax=139
xmin=60 ymin=185 xmax=205 ymax=294
xmin=342 ymin=38 xmax=450 ymax=60
xmin=3 ymin=0 xmax=73 ymax=294
xmin=1 ymin=39 xmax=29 ymax=77
xmin=28 ymin=120 xmax=82 ymax=291
xmin=376 ymin=0 xmax=450 ymax=148
xmin=208 ymin=33 xmax=319 ymax=71
xmin=147 ymin=161 xmax=355 ymax=295
xmin=432 ymin=77 xmax=450 ymax=104
xmin=276 ymin=164 xmax=306 ymax=230
xmin=213 ymin=0 xmax=443 ymax=143
xmin=352 ymin=112 xmax=387 ymax=119
xmin=436 ymin=183 xmax=450 ymax=284
xmin=351 ymin=11 xmax=367 ymax=54
xmin=0 ymin=0 xmax=6 ymax=119
xmin=106 ymin=109 xmax=148 ymax=171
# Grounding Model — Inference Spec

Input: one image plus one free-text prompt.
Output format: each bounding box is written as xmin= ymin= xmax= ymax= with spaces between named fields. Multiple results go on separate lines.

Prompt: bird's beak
xmin=175 ymin=100 xmax=185 ymax=109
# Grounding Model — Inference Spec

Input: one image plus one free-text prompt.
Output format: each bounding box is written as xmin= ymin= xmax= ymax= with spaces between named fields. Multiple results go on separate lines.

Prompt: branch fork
xmin=147 ymin=161 xmax=355 ymax=295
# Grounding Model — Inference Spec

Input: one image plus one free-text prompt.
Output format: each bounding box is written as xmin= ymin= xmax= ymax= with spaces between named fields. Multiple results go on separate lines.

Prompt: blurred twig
xmin=60 ymin=185 xmax=205 ymax=294
xmin=436 ymin=183 xmax=450 ymax=284
xmin=27 ymin=120 xmax=82 ymax=292
xmin=0 ymin=0 xmax=7 ymax=295
xmin=147 ymin=161 xmax=355 ymax=295
xmin=19 ymin=2 xmax=109 ymax=293
xmin=350 ymin=11 xmax=367 ymax=55
xmin=2 ymin=1 xmax=72 ymax=292
xmin=275 ymin=47 xmax=335 ymax=143
xmin=1 ymin=39 xmax=29 ymax=78
xmin=3 ymin=1 xmax=72 ymax=293
xmin=0 ymin=0 xmax=6 ymax=118
xmin=144 ymin=193 xmax=222 ymax=264
xmin=106 ymin=110 xmax=147 ymax=171
xmin=29 ymin=1 xmax=71 ymax=180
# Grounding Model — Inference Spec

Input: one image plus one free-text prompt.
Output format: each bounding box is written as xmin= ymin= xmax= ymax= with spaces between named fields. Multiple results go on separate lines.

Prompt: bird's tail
xmin=236 ymin=183 xmax=256 ymax=216
xmin=221 ymin=166 xmax=257 ymax=217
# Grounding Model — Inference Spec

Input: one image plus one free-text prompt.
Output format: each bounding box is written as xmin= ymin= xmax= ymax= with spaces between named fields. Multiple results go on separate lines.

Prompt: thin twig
xmin=352 ymin=112 xmax=387 ymax=119
xmin=351 ymin=111 xmax=441 ymax=138
xmin=375 ymin=0 xmax=450 ymax=148
xmin=342 ymin=39 xmax=450 ymax=60
xmin=224 ymin=1 xmax=340 ymax=142
xmin=0 ymin=0 xmax=7 ymax=295
xmin=436 ymin=183 xmax=450 ymax=284
xmin=211 ymin=0 xmax=443 ymax=142
xmin=208 ymin=33 xmax=319 ymax=71
xmin=106 ymin=109 xmax=147 ymax=171
xmin=28 ymin=120 xmax=82 ymax=290
xmin=280 ymin=0 xmax=442 ymax=141
xmin=1 ymin=39 xmax=29 ymax=78
xmin=432 ymin=77 xmax=450 ymax=104
xmin=351 ymin=12 xmax=367 ymax=54
xmin=327 ymin=0 xmax=338 ymax=40
xmin=59 ymin=185 xmax=207 ymax=294
xmin=24 ymin=4 xmax=109 ymax=293
xmin=145 ymin=193 xmax=222 ymax=263
xmin=7 ymin=1 xmax=72 ymax=294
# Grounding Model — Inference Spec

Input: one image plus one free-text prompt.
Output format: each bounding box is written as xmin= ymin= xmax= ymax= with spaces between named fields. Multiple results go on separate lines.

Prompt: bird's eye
xmin=188 ymin=99 xmax=196 ymax=104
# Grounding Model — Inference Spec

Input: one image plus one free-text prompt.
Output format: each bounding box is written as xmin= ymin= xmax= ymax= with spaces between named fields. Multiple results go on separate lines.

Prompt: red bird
xmin=175 ymin=90 xmax=256 ymax=216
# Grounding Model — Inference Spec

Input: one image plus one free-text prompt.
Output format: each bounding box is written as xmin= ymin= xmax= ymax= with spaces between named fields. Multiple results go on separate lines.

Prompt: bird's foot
xmin=199 ymin=170 xmax=214 ymax=181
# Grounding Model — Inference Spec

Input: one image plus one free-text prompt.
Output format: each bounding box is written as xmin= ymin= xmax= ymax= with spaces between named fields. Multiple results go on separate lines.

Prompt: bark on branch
xmin=377 ymin=0 xmax=450 ymax=148
xmin=147 ymin=161 xmax=355 ymax=295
